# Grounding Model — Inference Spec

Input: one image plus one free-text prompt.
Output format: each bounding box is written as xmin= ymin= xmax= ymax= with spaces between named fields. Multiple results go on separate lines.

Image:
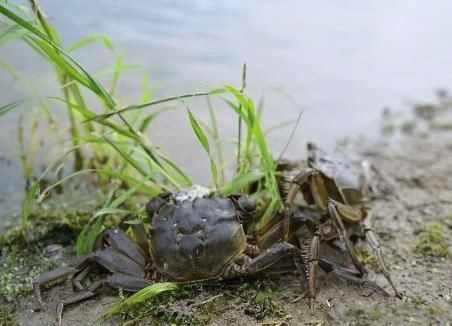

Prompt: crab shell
xmin=309 ymin=146 xmax=364 ymax=205
xmin=149 ymin=195 xmax=246 ymax=282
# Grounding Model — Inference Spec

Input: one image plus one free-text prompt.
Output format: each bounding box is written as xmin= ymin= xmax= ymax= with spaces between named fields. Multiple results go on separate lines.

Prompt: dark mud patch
xmin=2 ymin=117 xmax=452 ymax=326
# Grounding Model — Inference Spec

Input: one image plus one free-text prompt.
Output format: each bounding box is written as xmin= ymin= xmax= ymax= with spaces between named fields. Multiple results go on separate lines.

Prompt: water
xmin=1 ymin=0 xmax=452 ymax=219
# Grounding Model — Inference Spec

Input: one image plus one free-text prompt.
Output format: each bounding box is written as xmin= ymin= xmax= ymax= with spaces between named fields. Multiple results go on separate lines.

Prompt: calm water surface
xmin=1 ymin=0 xmax=452 ymax=220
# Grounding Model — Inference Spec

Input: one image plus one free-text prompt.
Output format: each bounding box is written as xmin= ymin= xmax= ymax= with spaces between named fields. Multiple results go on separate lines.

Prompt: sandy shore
xmin=1 ymin=108 xmax=451 ymax=326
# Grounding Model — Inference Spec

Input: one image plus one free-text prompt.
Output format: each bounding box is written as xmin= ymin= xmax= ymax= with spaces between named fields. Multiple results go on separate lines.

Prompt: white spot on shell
xmin=173 ymin=185 xmax=210 ymax=202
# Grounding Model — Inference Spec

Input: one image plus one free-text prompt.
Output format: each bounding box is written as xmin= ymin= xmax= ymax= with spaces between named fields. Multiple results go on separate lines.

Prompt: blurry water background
xmin=1 ymin=0 xmax=452 ymax=223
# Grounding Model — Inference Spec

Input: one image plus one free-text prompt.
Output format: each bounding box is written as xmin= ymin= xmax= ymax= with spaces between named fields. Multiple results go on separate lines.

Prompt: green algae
xmin=413 ymin=221 xmax=450 ymax=258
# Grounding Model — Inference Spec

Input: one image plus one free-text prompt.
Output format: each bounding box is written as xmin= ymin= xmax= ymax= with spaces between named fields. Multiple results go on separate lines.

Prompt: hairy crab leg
xmin=301 ymin=230 xmax=388 ymax=308
xmin=362 ymin=217 xmax=403 ymax=298
xmin=305 ymin=231 xmax=321 ymax=309
xmin=283 ymin=168 xmax=318 ymax=240
xmin=327 ymin=200 xmax=366 ymax=275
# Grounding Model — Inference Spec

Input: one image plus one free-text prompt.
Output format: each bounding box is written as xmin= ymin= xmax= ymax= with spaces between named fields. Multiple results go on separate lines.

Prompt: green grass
xmin=1 ymin=0 xmax=285 ymax=233
xmin=96 ymin=283 xmax=181 ymax=325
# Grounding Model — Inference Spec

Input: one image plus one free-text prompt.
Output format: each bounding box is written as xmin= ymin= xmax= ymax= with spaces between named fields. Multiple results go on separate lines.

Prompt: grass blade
xmin=68 ymin=33 xmax=115 ymax=52
xmin=0 ymin=4 xmax=115 ymax=108
xmin=139 ymin=107 xmax=176 ymax=133
xmin=76 ymin=182 xmax=139 ymax=255
xmin=48 ymin=97 xmax=140 ymax=140
xmin=220 ymin=170 xmax=265 ymax=195
xmin=277 ymin=108 xmax=303 ymax=162
xmin=87 ymin=89 xmax=224 ymax=122
xmin=237 ymin=63 xmax=247 ymax=173
xmin=97 ymin=282 xmax=180 ymax=324
xmin=0 ymin=99 xmax=23 ymax=117
xmin=92 ymin=208 xmax=131 ymax=219
xmin=21 ymin=144 xmax=86 ymax=228
xmin=253 ymin=198 xmax=280 ymax=231
xmin=37 ymin=169 xmax=96 ymax=202
xmin=82 ymin=215 xmax=104 ymax=254
xmin=108 ymin=182 xmax=144 ymax=209
xmin=102 ymin=136 xmax=151 ymax=179
xmin=0 ymin=25 xmax=27 ymax=47
xmin=21 ymin=182 xmax=38 ymax=229
xmin=98 ymin=169 xmax=163 ymax=195
xmin=207 ymin=96 xmax=225 ymax=184
xmin=75 ymin=225 xmax=89 ymax=255
xmin=187 ymin=108 xmax=218 ymax=188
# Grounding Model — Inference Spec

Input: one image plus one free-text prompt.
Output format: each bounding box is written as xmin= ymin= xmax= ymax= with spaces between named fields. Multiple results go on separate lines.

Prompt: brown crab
xmin=280 ymin=143 xmax=402 ymax=307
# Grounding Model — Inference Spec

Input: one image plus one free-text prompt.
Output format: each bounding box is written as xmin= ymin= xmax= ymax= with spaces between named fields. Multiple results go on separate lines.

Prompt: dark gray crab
xmin=281 ymin=143 xmax=402 ymax=307
xmin=145 ymin=186 xmax=259 ymax=282
xmin=33 ymin=186 xmax=310 ymax=325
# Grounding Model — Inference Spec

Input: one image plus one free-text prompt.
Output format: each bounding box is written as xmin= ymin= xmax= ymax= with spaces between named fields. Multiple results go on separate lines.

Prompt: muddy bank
xmin=1 ymin=112 xmax=452 ymax=326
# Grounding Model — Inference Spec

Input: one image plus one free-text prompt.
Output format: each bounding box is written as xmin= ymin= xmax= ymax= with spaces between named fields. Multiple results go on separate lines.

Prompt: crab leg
xmin=56 ymin=273 xmax=152 ymax=326
xmin=317 ymin=257 xmax=390 ymax=296
xmin=72 ymin=265 xmax=92 ymax=291
xmin=119 ymin=215 xmax=151 ymax=260
xmin=362 ymin=217 xmax=402 ymax=298
xmin=103 ymin=228 xmax=147 ymax=267
xmin=283 ymin=168 xmax=318 ymax=240
xmin=34 ymin=265 xmax=84 ymax=308
xmin=222 ymin=242 xmax=303 ymax=278
xmin=303 ymin=236 xmax=390 ymax=309
xmin=327 ymin=200 xmax=366 ymax=275
xmin=244 ymin=242 xmax=301 ymax=273
xmin=34 ymin=237 xmax=147 ymax=309
xmin=305 ymin=231 xmax=321 ymax=309
xmin=73 ymin=228 xmax=149 ymax=291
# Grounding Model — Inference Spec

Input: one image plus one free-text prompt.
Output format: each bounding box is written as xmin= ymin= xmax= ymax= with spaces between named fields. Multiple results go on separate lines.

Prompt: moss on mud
xmin=346 ymin=307 xmax=382 ymax=326
xmin=112 ymin=280 xmax=289 ymax=326
xmin=355 ymin=247 xmax=381 ymax=272
xmin=0 ymin=206 xmax=89 ymax=302
xmin=0 ymin=307 xmax=19 ymax=326
xmin=413 ymin=221 xmax=450 ymax=258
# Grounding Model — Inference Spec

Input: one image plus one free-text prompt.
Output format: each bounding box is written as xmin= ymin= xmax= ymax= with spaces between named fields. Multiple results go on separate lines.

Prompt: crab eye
xmin=237 ymin=195 xmax=256 ymax=223
xmin=146 ymin=196 xmax=166 ymax=217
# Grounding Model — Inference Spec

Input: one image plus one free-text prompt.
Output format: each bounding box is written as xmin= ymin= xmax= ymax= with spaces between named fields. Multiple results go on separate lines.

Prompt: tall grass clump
xmin=1 ymin=0 xmax=293 ymax=234
xmin=0 ymin=1 xmax=195 ymax=227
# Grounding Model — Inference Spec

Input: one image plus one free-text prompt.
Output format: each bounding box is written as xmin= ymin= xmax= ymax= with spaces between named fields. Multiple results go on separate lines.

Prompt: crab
xmin=280 ymin=142 xmax=402 ymax=307
xmin=33 ymin=187 xmax=314 ymax=325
